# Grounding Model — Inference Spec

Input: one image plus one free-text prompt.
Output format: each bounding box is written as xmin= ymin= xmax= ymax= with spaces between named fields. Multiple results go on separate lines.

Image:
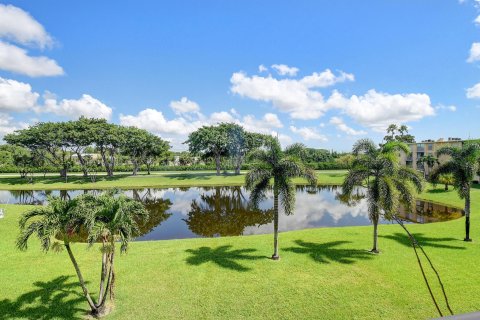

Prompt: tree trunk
xmin=272 ymin=181 xmax=280 ymax=260
xmin=65 ymin=243 xmax=98 ymax=314
xmin=100 ymin=148 xmax=114 ymax=177
xmin=215 ymin=154 xmax=221 ymax=176
xmin=76 ymin=152 xmax=88 ymax=177
xmin=464 ymin=190 xmax=472 ymax=242
xmin=444 ymin=184 xmax=448 ymax=191
xmin=132 ymin=160 xmax=138 ymax=176
xmin=235 ymin=154 xmax=242 ymax=175
xmin=97 ymin=240 xmax=108 ymax=306
xmin=371 ymin=213 xmax=379 ymax=253
xmin=60 ymin=167 xmax=68 ymax=183
xmin=147 ymin=163 xmax=151 ymax=175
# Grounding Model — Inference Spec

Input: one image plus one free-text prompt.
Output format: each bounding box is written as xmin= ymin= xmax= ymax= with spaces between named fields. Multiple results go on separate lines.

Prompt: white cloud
xmin=329 ymin=116 xmax=366 ymax=135
xmin=120 ymin=108 xmax=200 ymax=137
xmin=0 ymin=113 xmax=29 ymax=140
xmin=43 ymin=94 xmax=112 ymax=120
xmin=435 ymin=104 xmax=457 ymax=112
xmin=290 ymin=125 xmax=328 ymax=141
xmin=230 ymin=69 xmax=354 ymax=119
xmin=466 ymin=82 xmax=480 ymax=98
xmin=328 ymin=89 xmax=435 ymax=131
xmin=0 ymin=4 xmax=53 ymax=49
xmin=271 ymin=64 xmax=299 ymax=76
xmin=475 ymin=15 xmax=480 ymax=26
xmin=258 ymin=64 xmax=268 ymax=73
xmin=467 ymin=42 xmax=480 ymax=63
xmin=0 ymin=77 xmax=39 ymax=112
xmin=169 ymin=97 xmax=200 ymax=115
xmin=0 ymin=41 xmax=63 ymax=77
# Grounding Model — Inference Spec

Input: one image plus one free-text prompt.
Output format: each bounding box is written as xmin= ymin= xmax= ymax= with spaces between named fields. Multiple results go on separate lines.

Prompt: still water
xmin=0 ymin=186 xmax=464 ymax=241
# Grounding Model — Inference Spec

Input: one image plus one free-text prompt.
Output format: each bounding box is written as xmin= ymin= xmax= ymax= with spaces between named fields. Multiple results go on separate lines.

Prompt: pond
xmin=0 ymin=186 xmax=464 ymax=241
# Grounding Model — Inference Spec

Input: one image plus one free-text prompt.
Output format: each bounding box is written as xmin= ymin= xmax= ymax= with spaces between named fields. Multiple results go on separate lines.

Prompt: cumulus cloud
xmin=0 ymin=77 xmax=39 ymax=112
xmin=435 ymin=104 xmax=457 ymax=112
xmin=0 ymin=4 xmax=53 ymax=49
xmin=169 ymin=97 xmax=200 ymax=115
xmin=475 ymin=15 xmax=480 ymax=26
xmin=230 ymin=69 xmax=354 ymax=119
xmin=467 ymin=42 xmax=480 ymax=63
xmin=466 ymin=82 xmax=480 ymax=98
xmin=329 ymin=117 xmax=366 ymax=135
xmin=0 ymin=41 xmax=63 ymax=77
xmin=328 ymin=89 xmax=435 ymax=131
xmin=0 ymin=112 xmax=29 ymax=139
xmin=271 ymin=64 xmax=299 ymax=76
xmin=258 ymin=64 xmax=268 ymax=73
xmin=290 ymin=126 xmax=327 ymax=141
xmin=42 ymin=93 xmax=112 ymax=120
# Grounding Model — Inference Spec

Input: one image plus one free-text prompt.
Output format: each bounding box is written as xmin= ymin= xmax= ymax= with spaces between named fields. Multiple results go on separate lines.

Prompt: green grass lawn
xmin=0 ymin=170 xmax=348 ymax=190
xmin=1 ymin=181 xmax=480 ymax=319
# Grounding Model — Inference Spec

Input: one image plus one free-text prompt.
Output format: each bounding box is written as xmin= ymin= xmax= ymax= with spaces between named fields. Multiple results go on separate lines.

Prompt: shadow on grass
xmin=0 ymin=275 xmax=86 ymax=320
xmin=284 ymin=240 xmax=373 ymax=264
xmin=380 ymin=233 xmax=466 ymax=250
xmin=163 ymin=172 xmax=239 ymax=181
xmin=0 ymin=174 xmax=126 ymax=186
xmin=185 ymin=245 xmax=265 ymax=271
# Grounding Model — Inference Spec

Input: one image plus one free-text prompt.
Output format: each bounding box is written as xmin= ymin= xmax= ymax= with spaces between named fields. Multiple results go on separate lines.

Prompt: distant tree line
xmin=3 ymin=117 xmax=170 ymax=180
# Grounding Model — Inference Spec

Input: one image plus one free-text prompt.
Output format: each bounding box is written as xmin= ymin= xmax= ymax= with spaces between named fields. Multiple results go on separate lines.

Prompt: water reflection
xmin=0 ymin=186 xmax=463 ymax=241
xmin=184 ymin=187 xmax=273 ymax=237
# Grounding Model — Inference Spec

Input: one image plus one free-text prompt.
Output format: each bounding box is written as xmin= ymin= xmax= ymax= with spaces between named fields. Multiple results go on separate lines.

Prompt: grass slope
xmin=0 ymin=185 xmax=479 ymax=319
xmin=0 ymin=170 xmax=347 ymax=190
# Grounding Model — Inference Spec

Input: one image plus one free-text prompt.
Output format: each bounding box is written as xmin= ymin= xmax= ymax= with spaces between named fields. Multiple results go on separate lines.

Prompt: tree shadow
xmin=163 ymin=172 xmax=238 ymax=181
xmin=380 ymin=233 xmax=466 ymax=250
xmin=284 ymin=240 xmax=373 ymax=264
xmin=0 ymin=275 xmax=86 ymax=320
xmin=185 ymin=245 xmax=265 ymax=271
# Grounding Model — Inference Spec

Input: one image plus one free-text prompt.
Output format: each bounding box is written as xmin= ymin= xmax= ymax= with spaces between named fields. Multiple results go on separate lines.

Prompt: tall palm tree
xmin=17 ymin=192 xmax=148 ymax=316
xmin=245 ymin=139 xmax=317 ymax=260
xmin=417 ymin=155 xmax=439 ymax=178
xmin=430 ymin=143 xmax=480 ymax=241
xmin=341 ymin=139 xmax=424 ymax=253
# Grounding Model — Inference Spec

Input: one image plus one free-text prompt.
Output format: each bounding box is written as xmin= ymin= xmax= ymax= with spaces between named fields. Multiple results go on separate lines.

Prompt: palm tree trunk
xmin=272 ymin=182 xmax=280 ymax=260
xmin=371 ymin=213 xmax=379 ymax=253
xmin=65 ymin=243 xmax=98 ymax=314
xmin=464 ymin=190 xmax=472 ymax=242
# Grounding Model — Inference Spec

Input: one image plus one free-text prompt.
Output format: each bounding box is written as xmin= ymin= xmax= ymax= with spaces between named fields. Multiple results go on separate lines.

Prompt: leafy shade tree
xmin=341 ymin=139 xmax=424 ymax=253
xmin=245 ymin=139 xmax=317 ymax=260
xmin=225 ymin=123 xmax=268 ymax=175
xmin=185 ymin=124 xmax=229 ymax=175
xmin=430 ymin=143 xmax=480 ymax=241
xmin=5 ymin=122 xmax=74 ymax=180
xmin=120 ymin=127 xmax=170 ymax=175
xmin=382 ymin=124 xmax=415 ymax=144
xmin=91 ymin=121 xmax=122 ymax=177
xmin=16 ymin=193 xmax=149 ymax=316
xmin=417 ymin=155 xmax=439 ymax=178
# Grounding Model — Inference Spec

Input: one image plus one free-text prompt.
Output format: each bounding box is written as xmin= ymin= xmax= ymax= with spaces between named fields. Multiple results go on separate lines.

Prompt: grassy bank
xmin=1 ymin=185 xmax=479 ymax=319
xmin=0 ymin=170 xmax=347 ymax=190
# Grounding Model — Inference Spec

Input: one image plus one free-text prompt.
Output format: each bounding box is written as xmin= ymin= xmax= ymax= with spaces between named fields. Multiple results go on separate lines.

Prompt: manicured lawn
xmin=0 ymin=184 xmax=479 ymax=319
xmin=0 ymin=170 xmax=348 ymax=190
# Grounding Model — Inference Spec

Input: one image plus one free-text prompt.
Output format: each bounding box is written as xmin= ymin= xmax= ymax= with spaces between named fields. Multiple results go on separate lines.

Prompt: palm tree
xmin=430 ymin=143 xmax=480 ymax=241
xmin=245 ymin=139 xmax=317 ymax=260
xmin=17 ymin=192 xmax=148 ymax=316
xmin=438 ymin=173 xmax=454 ymax=191
xmin=81 ymin=191 xmax=149 ymax=308
xmin=341 ymin=139 xmax=424 ymax=253
xmin=417 ymin=155 xmax=439 ymax=178
xmin=16 ymin=196 xmax=98 ymax=314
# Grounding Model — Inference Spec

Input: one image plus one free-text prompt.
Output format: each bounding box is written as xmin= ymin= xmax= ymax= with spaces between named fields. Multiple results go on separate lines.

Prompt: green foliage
xmin=342 ymin=139 xmax=424 ymax=251
xmin=382 ymin=124 xmax=416 ymax=144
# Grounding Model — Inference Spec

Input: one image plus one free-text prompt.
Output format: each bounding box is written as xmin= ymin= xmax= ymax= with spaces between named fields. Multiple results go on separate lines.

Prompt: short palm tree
xmin=430 ymin=143 xmax=480 ymax=241
xmin=417 ymin=155 xmax=439 ymax=178
xmin=438 ymin=173 xmax=454 ymax=191
xmin=245 ymin=139 xmax=317 ymax=260
xmin=17 ymin=192 xmax=148 ymax=316
xmin=16 ymin=196 xmax=99 ymax=314
xmin=342 ymin=139 xmax=424 ymax=253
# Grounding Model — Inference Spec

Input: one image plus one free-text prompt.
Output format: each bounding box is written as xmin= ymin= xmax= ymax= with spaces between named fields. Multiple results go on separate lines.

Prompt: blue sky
xmin=1 ymin=0 xmax=480 ymax=151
